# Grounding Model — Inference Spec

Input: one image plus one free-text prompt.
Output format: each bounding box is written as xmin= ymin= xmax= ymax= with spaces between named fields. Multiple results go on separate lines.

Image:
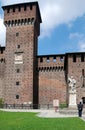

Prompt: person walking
xmin=77 ymin=101 xmax=83 ymax=117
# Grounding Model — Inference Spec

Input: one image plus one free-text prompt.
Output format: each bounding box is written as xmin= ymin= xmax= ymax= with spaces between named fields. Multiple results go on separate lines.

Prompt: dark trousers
xmin=78 ymin=110 xmax=82 ymax=117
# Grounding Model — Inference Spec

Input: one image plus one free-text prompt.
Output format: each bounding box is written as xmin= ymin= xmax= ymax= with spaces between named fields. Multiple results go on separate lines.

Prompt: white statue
xmin=68 ymin=76 xmax=76 ymax=93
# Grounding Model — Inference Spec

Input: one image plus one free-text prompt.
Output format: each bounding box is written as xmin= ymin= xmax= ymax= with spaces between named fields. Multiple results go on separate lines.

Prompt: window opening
xmin=30 ymin=5 xmax=32 ymax=10
xmin=24 ymin=6 xmax=27 ymax=11
xmin=13 ymin=7 xmax=15 ymax=12
xmin=16 ymin=81 xmax=19 ymax=85
xmin=60 ymin=56 xmax=63 ymax=62
xmin=53 ymin=56 xmax=56 ymax=62
xmin=7 ymin=8 xmax=10 ymax=13
xmin=16 ymin=32 xmax=19 ymax=36
xmin=17 ymin=45 xmax=20 ymax=48
xmin=40 ymin=57 xmax=43 ymax=62
xmin=47 ymin=57 xmax=50 ymax=62
xmin=81 ymin=54 xmax=84 ymax=62
xmin=17 ymin=69 xmax=20 ymax=73
xmin=73 ymin=54 xmax=76 ymax=62
xmin=18 ymin=7 xmax=21 ymax=12
xmin=16 ymin=95 xmax=19 ymax=99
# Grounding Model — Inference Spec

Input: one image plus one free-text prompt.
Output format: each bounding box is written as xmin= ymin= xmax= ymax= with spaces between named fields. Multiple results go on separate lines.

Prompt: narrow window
xmin=24 ymin=6 xmax=27 ymax=11
xmin=17 ymin=45 xmax=20 ymax=48
xmin=60 ymin=56 xmax=63 ymax=62
xmin=17 ymin=69 xmax=20 ymax=73
xmin=40 ymin=57 xmax=43 ymax=62
xmin=1 ymin=49 xmax=4 ymax=54
xmin=16 ymin=32 xmax=19 ymax=36
xmin=31 ymin=18 xmax=35 ymax=24
xmin=82 ymin=69 xmax=84 ymax=76
xmin=47 ymin=57 xmax=50 ymax=62
xmin=13 ymin=7 xmax=15 ymax=12
xmin=53 ymin=56 xmax=56 ymax=62
xmin=73 ymin=54 xmax=76 ymax=62
xmin=16 ymin=81 xmax=19 ymax=85
xmin=82 ymin=97 xmax=85 ymax=104
xmin=16 ymin=95 xmax=19 ymax=99
xmin=81 ymin=54 xmax=84 ymax=62
xmin=7 ymin=8 xmax=10 ymax=13
xmin=30 ymin=5 xmax=32 ymax=10
xmin=18 ymin=7 xmax=21 ymax=12
xmin=1 ymin=58 xmax=3 ymax=63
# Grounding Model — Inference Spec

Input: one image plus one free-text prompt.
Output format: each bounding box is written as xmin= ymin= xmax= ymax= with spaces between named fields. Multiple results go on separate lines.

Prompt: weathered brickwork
xmin=65 ymin=53 xmax=85 ymax=104
xmin=38 ymin=55 xmax=67 ymax=105
xmin=0 ymin=47 xmax=5 ymax=99
xmin=0 ymin=2 xmax=85 ymax=107
xmin=1 ymin=2 xmax=41 ymax=105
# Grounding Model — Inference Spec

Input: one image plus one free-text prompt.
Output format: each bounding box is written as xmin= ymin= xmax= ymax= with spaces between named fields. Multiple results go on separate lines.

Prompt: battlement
xmin=66 ymin=52 xmax=85 ymax=63
xmin=37 ymin=52 xmax=85 ymax=72
xmin=2 ymin=2 xmax=42 ymax=22
xmin=2 ymin=2 xmax=42 ymax=35
xmin=38 ymin=54 xmax=65 ymax=72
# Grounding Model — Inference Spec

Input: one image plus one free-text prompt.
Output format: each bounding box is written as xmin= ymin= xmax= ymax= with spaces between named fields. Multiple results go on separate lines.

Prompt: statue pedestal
xmin=69 ymin=90 xmax=77 ymax=108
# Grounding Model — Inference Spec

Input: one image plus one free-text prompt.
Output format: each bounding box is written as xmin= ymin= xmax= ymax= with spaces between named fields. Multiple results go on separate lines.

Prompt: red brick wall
xmin=0 ymin=48 xmax=5 ymax=99
xmin=3 ymin=3 xmax=40 ymax=105
xmin=38 ymin=55 xmax=67 ymax=105
xmin=67 ymin=53 xmax=85 ymax=104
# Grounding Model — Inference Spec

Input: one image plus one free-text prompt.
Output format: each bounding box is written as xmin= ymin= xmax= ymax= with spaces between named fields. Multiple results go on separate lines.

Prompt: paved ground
xmin=37 ymin=110 xmax=78 ymax=118
xmin=0 ymin=109 xmax=85 ymax=121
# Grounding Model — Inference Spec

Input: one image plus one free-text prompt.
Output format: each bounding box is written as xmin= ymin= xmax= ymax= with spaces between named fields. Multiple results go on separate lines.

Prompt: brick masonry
xmin=0 ymin=2 xmax=85 ymax=107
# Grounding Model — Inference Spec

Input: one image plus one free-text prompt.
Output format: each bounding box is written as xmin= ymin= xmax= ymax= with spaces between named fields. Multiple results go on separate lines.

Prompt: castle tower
xmin=2 ymin=2 xmax=42 ymax=106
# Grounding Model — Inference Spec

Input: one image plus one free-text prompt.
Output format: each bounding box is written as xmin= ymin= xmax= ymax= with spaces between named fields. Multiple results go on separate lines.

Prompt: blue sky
xmin=0 ymin=0 xmax=85 ymax=55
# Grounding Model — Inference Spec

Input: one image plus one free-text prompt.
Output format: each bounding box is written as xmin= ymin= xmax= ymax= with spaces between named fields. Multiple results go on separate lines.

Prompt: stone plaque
xmin=15 ymin=53 xmax=23 ymax=64
xmin=53 ymin=99 xmax=59 ymax=107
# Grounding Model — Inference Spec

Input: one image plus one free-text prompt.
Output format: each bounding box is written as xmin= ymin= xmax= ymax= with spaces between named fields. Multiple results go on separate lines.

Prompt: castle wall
xmin=0 ymin=47 xmax=5 ymax=99
xmin=0 ymin=2 xmax=85 ymax=107
xmin=38 ymin=55 xmax=67 ymax=105
xmin=67 ymin=53 xmax=85 ymax=104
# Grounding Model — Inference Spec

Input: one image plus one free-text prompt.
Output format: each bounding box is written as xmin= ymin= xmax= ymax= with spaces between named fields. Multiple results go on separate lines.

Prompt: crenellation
xmin=38 ymin=55 xmax=65 ymax=70
xmin=3 ymin=4 xmax=34 ymax=15
xmin=2 ymin=2 xmax=41 ymax=24
xmin=38 ymin=55 xmax=65 ymax=63
xmin=68 ymin=53 xmax=85 ymax=64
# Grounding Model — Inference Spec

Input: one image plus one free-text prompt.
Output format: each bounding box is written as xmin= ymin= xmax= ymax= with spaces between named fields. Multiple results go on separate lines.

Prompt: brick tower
xmin=2 ymin=2 xmax=42 ymax=106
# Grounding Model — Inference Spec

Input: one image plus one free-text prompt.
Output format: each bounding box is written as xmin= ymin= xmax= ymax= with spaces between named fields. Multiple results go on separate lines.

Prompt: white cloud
xmin=78 ymin=41 xmax=85 ymax=52
xmin=69 ymin=32 xmax=85 ymax=52
xmin=0 ymin=18 xmax=6 ymax=46
xmin=40 ymin=0 xmax=85 ymax=38
xmin=1 ymin=0 xmax=85 ymax=42
xmin=1 ymin=0 xmax=36 ymax=6
xmin=69 ymin=33 xmax=84 ymax=40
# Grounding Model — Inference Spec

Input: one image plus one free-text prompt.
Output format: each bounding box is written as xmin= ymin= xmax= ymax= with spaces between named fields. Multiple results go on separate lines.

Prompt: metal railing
xmin=0 ymin=104 xmax=53 ymax=109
